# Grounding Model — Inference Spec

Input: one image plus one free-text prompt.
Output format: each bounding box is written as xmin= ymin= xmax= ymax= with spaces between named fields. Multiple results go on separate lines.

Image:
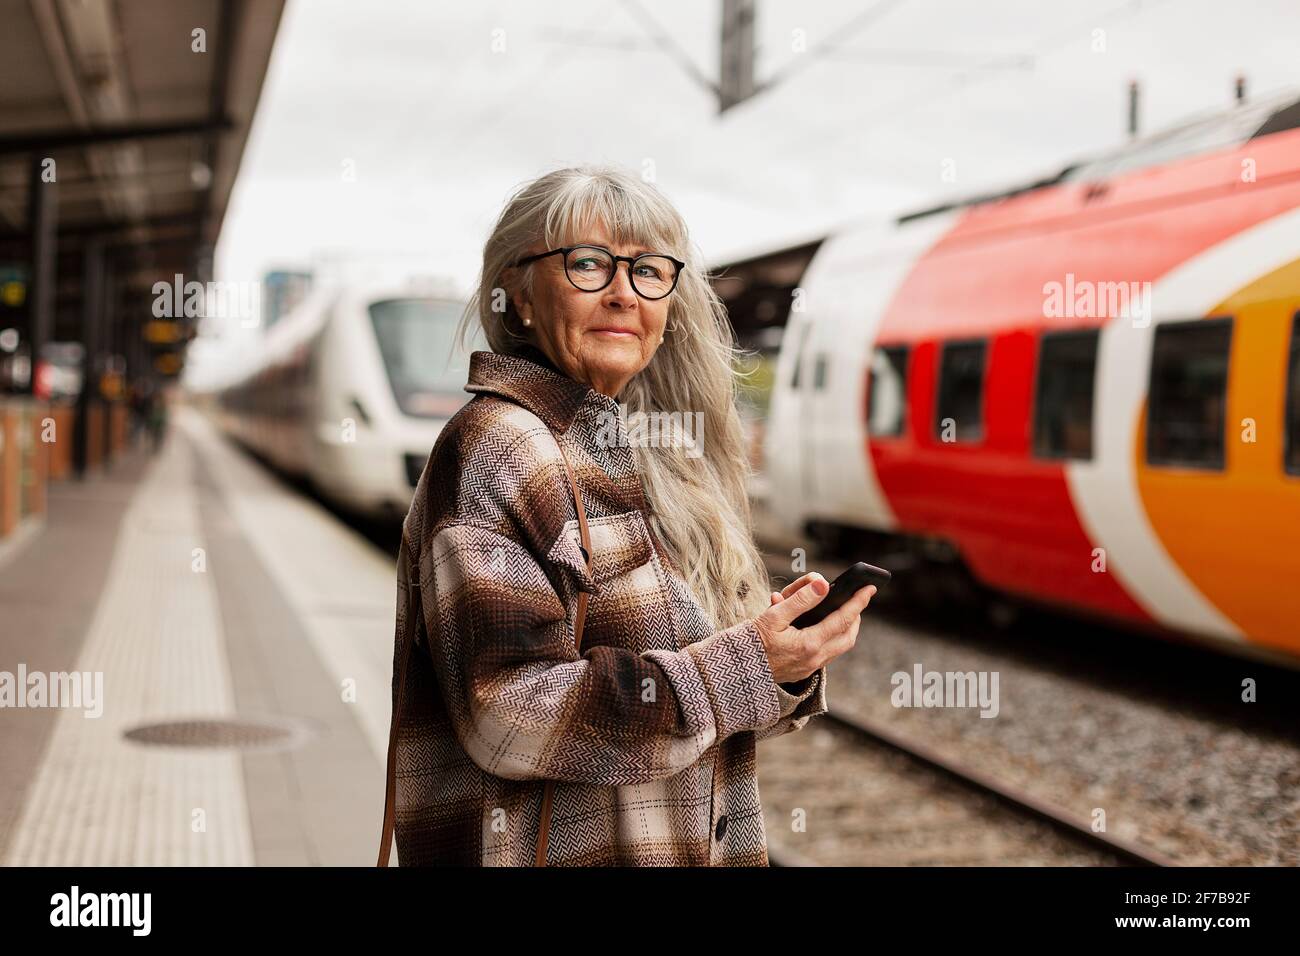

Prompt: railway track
xmin=762 ymin=708 xmax=1174 ymax=867
xmin=756 ymin=546 xmax=1178 ymax=866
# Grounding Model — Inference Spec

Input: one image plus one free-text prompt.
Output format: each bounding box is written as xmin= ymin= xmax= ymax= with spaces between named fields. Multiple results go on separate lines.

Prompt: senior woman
xmin=377 ymin=164 xmax=877 ymax=867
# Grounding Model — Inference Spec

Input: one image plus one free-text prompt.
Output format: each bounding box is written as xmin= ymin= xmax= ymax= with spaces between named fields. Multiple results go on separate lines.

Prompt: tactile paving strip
xmin=1 ymin=430 xmax=255 ymax=865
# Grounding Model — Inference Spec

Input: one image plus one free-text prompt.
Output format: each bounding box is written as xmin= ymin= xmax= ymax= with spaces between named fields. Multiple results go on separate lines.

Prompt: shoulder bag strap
xmin=377 ymin=542 xmax=413 ymax=867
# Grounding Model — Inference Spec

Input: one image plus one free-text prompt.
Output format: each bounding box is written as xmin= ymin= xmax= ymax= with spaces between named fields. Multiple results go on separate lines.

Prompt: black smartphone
xmin=789 ymin=562 xmax=891 ymax=629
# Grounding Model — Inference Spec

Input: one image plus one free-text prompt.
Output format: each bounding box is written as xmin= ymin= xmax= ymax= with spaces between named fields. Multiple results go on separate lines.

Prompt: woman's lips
xmin=591 ymin=329 xmax=638 ymax=338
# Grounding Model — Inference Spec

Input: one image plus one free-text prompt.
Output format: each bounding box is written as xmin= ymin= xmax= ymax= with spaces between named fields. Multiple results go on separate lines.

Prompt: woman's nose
xmin=605 ymin=262 xmax=638 ymax=302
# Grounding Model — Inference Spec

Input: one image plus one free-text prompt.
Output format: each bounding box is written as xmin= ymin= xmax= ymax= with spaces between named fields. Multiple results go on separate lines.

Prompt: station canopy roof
xmin=0 ymin=0 xmax=285 ymax=338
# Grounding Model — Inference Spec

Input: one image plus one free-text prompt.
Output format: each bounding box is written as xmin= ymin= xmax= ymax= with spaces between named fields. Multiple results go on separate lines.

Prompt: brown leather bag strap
xmin=377 ymin=544 xmax=414 ymax=867
xmin=535 ymin=441 xmax=592 ymax=866
xmin=376 ymin=439 xmax=592 ymax=868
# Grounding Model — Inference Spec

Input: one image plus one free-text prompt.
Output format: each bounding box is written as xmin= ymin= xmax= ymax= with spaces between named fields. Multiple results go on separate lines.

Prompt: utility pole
xmin=1128 ymin=79 xmax=1140 ymax=140
xmin=719 ymin=0 xmax=756 ymax=113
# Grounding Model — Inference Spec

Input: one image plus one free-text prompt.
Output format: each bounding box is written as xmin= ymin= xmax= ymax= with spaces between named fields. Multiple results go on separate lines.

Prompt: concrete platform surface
xmin=0 ymin=406 xmax=398 ymax=866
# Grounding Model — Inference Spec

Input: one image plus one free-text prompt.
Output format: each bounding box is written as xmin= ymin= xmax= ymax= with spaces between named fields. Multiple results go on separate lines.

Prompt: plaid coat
xmin=387 ymin=344 xmax=828 ymax=865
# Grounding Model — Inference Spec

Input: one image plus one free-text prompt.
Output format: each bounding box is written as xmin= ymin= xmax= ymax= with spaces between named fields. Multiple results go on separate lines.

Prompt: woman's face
xmin=511 ymin=222 xmax=673 ymax=398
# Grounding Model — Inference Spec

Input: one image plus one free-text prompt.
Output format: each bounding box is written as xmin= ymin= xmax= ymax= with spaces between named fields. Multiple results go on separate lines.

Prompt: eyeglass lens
xmin=564 ymin=246 xmax=677 ymax=298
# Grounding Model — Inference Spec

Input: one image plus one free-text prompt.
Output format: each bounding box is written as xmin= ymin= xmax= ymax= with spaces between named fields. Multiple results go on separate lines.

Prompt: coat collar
xmin=464 ymin=344 xmax=619 ymax=435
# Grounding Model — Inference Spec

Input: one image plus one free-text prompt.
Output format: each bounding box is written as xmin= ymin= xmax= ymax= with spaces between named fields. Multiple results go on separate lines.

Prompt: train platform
xmin=0 ymin=405 xmax=396 ymax=866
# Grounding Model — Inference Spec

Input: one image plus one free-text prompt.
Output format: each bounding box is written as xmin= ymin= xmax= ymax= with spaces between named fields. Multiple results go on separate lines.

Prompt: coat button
xmin=714 ymin=815 xmax=728 ymax=841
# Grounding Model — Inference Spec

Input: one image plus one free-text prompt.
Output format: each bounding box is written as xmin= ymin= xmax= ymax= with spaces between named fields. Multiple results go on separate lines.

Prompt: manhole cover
xmin=123 ymin=716 xmax=318 ymax=751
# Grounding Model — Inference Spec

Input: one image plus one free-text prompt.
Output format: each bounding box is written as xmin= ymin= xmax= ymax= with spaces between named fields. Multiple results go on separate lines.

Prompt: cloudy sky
xmin=192 ymin=0 xmax=1299 ymax=379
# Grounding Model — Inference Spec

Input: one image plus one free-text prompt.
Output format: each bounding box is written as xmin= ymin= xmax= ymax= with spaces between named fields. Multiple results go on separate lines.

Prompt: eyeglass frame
xmin=510 ymin=245 xmax=686 ymax=300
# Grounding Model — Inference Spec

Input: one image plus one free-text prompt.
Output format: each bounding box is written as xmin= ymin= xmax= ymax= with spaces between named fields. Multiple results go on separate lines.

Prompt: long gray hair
xmin=455 ymin=164 xmax=769 ymax=630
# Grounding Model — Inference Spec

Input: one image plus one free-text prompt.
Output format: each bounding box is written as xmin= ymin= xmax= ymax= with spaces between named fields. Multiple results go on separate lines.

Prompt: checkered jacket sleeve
xmin=417 ymin=518 xmax=797 ymax=785
xmin=762 ymin=667 xmax=827 ymax=739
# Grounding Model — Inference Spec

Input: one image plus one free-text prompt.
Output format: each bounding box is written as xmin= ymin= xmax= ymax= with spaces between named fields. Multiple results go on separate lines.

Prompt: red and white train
xmin=765 ymin=89 xmax=1300 ymax=667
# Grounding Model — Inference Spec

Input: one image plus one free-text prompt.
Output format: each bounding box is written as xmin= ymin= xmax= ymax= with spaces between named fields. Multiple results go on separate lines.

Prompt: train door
xmin=800 ymin=311 xmax=881 ymax=527
xmin=763 ymin=318 xmax=814 ymax=536
xmin=800 ymin=325 xmax=835 ymax=508
xmin=779 ymin=310 xmax=862 ymax=525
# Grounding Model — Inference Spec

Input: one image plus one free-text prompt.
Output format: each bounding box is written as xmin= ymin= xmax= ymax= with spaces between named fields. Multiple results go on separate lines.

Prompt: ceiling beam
xmin=0 ymin=116 xmax=234 ymax=156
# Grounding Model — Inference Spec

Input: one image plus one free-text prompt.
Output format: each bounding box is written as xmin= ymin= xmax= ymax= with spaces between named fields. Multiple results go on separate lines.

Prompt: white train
xmin=209 ymin=283 xmax=478 ymax=520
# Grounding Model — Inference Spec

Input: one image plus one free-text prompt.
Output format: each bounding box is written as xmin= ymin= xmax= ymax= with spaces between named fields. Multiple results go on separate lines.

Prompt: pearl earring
xmin=522 ymin=317 xmax=531 ymax=326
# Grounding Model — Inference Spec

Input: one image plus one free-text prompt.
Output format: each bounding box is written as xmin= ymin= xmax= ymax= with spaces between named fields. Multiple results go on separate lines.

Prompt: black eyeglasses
xmin=511 ymin=245 xmax=685 ymax=300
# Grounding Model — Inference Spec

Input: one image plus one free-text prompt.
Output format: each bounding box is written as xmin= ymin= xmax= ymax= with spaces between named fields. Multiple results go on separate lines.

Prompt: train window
xmin=1033 ymin=330 xmax=1098 ymax=460
xmin=789 ymin=325 xmax=810 ymax=389
xmin=867 ymin=345 xmax=908 ymax=437
xmin=1287 ymin=312 xmax=1300 ymax=476
xmin=369 ymin=298 xmax=468 ymax=417
xmin=935 ymin=339 xmax=986 ymax=442
xmin=813 ymin=354 xmax=829 ymax=390
xmin=1146 ymin=318 xmax=1233 ymax=470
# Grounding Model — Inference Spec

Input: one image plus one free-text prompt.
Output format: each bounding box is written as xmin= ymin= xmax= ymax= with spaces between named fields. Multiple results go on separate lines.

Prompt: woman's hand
xmin=754 ymin=571 xmax=877 ymax=684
